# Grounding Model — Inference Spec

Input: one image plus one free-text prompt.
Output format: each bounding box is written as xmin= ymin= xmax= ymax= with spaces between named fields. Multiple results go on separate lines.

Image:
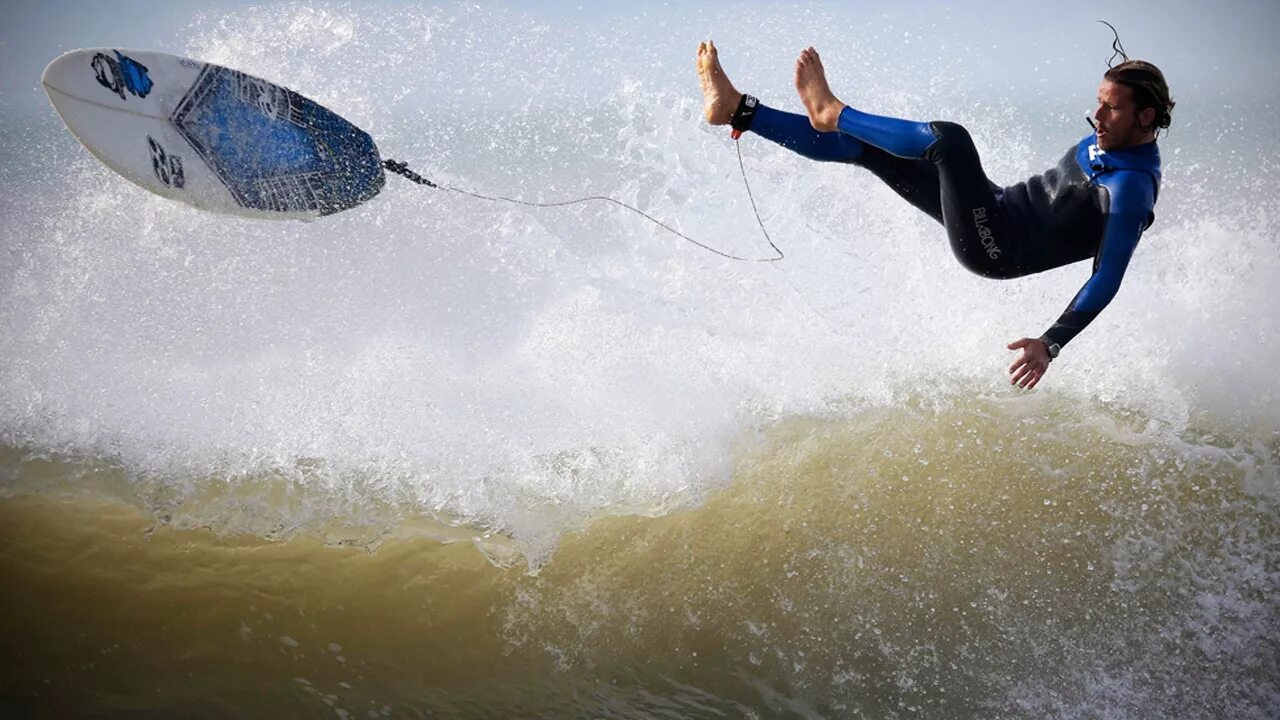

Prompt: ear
xmin=1138 ymin=106 xmax=1157 ymax=131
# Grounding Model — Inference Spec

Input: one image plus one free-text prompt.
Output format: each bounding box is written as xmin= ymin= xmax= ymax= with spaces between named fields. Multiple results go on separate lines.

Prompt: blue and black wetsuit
xmin=733 ymin=100 xmax=1162 ymax=354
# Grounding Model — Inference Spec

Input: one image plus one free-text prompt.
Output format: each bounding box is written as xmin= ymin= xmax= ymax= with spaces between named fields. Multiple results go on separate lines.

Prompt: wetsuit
xmin=732 ymin=99 xmax=1162 ymax=355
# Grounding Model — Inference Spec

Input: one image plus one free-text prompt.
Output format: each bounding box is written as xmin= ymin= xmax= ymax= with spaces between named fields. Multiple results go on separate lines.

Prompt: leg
xmin=784 ymin=46 xmax=946 ymax=221
xmin=836 ymin=106 xmax=940 ymax=160
xmin=697 ymin=42 xmax=1009 ymax=267
xmin=832 ymin=111 xmax=1017 ymax=275
xmin=750 ymin=104 xmax=864 ymax=163
xmin=927 ymin=122 xmax=1018 ymax=277
xmin=698 ymin=42 xmax=890 ymax=179
xmin=743 ymin=103 xmax=946 ymax=222
xmin=792 ymin=48 xmax=1018 ymax=276
xmin=853 ymin=145 xmax=946 ymax=224
xmin=734 ymin=98 xmax=950 ymax=222
xmin=699 ymin=40 xmax=926 ymax=167
xmin=793 ymin=46 xmax=938 ymax=158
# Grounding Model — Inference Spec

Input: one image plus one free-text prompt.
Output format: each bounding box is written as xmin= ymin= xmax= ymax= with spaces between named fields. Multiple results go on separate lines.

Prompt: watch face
xmin=1047 ymin=343 xmax=1061 ymax=358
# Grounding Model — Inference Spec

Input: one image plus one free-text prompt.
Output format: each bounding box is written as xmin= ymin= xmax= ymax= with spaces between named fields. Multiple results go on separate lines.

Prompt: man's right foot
xmin=697 ymin=40 xmax=743 ymax=126
xmin=794 ymin=47 xmax=846 ymax=132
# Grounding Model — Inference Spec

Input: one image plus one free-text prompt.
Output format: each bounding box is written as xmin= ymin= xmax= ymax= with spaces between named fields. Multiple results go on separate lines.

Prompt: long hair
xmin=1104 ymin=60 xmax=1175 ymax=133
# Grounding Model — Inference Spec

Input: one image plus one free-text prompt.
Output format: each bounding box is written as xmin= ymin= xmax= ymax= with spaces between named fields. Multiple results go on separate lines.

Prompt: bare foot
xmin=794 ymin=47 xmax=845 ymax=132
xmin=697 ymin=40 xmax=743 ymax=126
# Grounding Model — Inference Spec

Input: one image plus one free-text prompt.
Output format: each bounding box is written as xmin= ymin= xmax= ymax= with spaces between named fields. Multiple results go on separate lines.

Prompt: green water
xmin=3 ymin=397 xmax=1275 ymax=718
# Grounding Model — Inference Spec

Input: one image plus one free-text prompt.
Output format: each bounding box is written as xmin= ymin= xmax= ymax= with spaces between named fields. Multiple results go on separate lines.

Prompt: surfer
xmin=697 ymin=41 xmax=1172 ymax=389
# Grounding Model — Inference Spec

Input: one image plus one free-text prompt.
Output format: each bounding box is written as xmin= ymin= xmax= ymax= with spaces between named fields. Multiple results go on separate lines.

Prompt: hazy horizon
xmin=4 ymin=0 xmax=1278 ymax=128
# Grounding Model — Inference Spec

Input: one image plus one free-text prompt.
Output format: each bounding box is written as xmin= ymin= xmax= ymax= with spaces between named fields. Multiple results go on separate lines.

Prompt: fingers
xmin=1010 ymin=363 xmax=1032 ymax=387
xmin=1007 ymin=337 xmax=1030 ymax=350
xmin=1011 ymin=364 xmax=1041 ymax=389
xmin=1019 ymin=367 xmax=1041 ymax=389
xmin=1009 ymin=358 xmax=1047 ymax=390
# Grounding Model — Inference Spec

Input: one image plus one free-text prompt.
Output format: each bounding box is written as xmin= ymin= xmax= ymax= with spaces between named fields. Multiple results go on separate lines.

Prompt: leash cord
xmin=381 ymin=138 xmax=783 ymax=263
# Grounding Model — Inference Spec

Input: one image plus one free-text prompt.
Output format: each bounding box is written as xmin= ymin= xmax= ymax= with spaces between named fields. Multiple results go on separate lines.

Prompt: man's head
xmin=1093 ymin=60 xmax=1174 ymax=150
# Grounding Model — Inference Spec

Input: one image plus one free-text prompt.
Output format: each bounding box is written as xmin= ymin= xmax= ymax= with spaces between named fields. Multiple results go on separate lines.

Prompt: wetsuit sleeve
xmin=1040 ymin=171 xmax=1156 ymax=351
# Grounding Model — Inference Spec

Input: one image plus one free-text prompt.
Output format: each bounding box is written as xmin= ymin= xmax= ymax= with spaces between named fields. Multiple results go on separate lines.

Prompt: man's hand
xmin=1007 ymin=338 xmax=1051 ymax=390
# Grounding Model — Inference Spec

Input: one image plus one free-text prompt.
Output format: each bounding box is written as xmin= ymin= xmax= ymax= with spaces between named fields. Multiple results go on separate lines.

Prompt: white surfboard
xmin=42 ymin=48 xmax=385 ymax=219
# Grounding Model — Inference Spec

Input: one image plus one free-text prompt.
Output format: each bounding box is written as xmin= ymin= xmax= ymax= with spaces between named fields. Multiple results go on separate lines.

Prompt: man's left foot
xmin=697 ymin=40 xmax=743 ymax=126
xmin=794 ymin=47 xmax=845 ymax=132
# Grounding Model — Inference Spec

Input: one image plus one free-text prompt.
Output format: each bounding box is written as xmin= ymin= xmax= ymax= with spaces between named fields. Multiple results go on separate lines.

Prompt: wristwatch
xmin=1044 ymin=341 xmax=1061 ymax=361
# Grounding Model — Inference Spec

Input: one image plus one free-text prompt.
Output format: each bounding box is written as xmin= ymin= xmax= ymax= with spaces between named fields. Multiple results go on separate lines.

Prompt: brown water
xmin=3 ymin=399 xmax=1276 ymax=719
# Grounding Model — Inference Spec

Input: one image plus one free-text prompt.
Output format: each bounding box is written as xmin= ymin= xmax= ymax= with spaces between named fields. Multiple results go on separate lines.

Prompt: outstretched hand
xmin=1007 ymin=338 xmax=1051 ymax=390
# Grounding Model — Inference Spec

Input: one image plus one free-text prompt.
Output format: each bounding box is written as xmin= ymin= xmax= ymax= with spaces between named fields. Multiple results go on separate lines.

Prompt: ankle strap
xmin=730 ymin=94 xmax=758 ymax=139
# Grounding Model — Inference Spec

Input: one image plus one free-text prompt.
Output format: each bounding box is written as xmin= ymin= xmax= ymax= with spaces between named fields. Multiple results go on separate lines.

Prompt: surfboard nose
xmin=41 ymin=48 xmax=83 ymax=94
xmin=42 ymin=49 xmax=91 ymax=114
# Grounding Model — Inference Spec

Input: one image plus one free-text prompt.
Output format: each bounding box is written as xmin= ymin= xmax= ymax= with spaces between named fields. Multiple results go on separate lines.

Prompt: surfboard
xmin=42 ymin=48 xmax=385 ymax=219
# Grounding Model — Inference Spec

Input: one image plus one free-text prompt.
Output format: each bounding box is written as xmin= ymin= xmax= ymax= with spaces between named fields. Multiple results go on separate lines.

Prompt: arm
xmin=1008 ymin=171 xmax=1155 ymax=388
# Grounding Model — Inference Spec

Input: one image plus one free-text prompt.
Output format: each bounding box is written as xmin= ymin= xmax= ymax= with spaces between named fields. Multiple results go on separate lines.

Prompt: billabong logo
xmin=91 ymin=51 xmax=153 ymax=101
xmin=972 ymin=207 xmax=1001 ymax=260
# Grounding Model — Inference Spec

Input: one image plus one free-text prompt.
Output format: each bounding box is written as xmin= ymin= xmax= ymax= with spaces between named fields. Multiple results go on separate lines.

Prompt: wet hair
xmin=1104 ymin=60 xmax=1175 ymax=133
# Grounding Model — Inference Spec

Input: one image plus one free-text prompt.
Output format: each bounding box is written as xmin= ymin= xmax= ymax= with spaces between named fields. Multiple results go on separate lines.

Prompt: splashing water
xmin=1 ymin=3 xmax=1277 ymax=717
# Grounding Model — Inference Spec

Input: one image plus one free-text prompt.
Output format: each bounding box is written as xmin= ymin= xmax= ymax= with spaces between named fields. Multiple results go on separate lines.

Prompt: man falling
xmin=697 ymin=41 xmax=1173 ymax=389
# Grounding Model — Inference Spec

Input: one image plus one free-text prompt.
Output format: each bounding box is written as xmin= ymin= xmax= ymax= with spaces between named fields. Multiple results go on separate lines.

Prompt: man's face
xmin=1093 ymin=79 xmax=1153 ymax=150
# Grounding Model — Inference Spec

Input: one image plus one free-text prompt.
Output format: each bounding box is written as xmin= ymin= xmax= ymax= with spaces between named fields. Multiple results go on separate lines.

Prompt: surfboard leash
xmin=380 ymin=138 xmax=784 ymax=263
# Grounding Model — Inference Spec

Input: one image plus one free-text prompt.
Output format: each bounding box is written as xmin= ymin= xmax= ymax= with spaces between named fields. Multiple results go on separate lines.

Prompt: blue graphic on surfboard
xmin=43 ymin=48 xmax=384 ymax=219
xmin=91 ymin=50 xmax=153 ymax=100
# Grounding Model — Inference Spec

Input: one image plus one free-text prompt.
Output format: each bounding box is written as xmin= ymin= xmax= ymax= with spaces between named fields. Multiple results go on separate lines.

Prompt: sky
xmin=2 ymin=0 xmax=1278 ymax=144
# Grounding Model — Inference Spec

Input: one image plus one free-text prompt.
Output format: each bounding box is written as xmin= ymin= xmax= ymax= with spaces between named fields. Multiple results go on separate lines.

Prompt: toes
xmin=699 ymin=40 xmax=721 ymax=70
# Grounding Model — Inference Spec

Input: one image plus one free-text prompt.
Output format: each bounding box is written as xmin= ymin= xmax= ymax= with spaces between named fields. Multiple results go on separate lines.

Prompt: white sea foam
xmin=1 ymin=2 xmax=1277 ymax=556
